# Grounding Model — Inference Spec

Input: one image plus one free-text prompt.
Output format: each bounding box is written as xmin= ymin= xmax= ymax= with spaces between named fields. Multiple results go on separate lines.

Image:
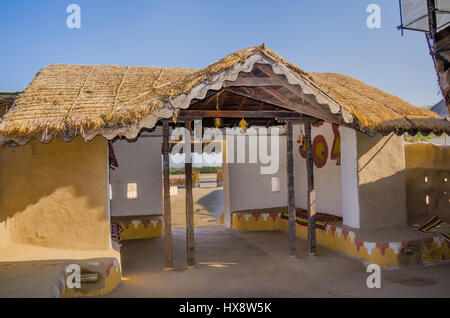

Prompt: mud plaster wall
xmin=110 ymin=136 xmax=163 ymax=216
xmin=0 ymin=136 xmax=111 ymax=250
xmin=405 ymin=143 xmax=449 ymax=223
xmin=356 ymin=132 xmax=407 ymax=231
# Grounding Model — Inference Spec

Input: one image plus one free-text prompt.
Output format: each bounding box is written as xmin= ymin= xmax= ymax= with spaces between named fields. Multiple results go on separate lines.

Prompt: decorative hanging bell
xmin=239 ymin=117 xmax=247 ymax=132
xmin=214 ymin=117 xmax=223 ymax=129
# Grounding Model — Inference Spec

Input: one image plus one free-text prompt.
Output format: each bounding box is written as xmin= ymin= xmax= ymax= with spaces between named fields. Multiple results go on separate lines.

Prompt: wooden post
xmin=185 ymin=120 xmax=196 ymax=268
xmin=305 ymin=122 xmax=317 ymax=256
xmin=162 ymin=119 xmax=173 ymax=270
xmin=286 ymin=121 xmax=296 ymax=257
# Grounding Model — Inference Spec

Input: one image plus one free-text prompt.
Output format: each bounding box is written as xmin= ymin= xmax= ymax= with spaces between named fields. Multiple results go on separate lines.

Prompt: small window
xmin=127 ymin=183 xmax=138 ymax=199
xmin=109 ymin=184 xmax=112 ymax=200
xmin=271 ymin=177 xmax=281 ymax=192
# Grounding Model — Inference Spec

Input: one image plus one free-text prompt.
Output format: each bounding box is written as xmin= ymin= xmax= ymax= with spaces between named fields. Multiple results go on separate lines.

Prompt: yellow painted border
xmin=54 ymin=257 xmax=122 ymax=298
xmin=231 ymin=211 xmax=450 ymax=267
xmin=112 ymin=216 xmax=162 ymax=240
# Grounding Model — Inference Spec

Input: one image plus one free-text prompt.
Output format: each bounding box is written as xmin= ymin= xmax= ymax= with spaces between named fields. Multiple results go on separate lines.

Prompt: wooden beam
xmin=305 ymin=122 xmax=317 ymax=256
xmin=162 ymin=119 xmax=173 ymax=270
xmin=178 ymin=110 xmax=300 ymax=118
xmin=259 ymin=86 xmax=295 ymax=108
xmin=223 ymin=77 xmax=279 ymax=88
xmin=225 ymin=86 xmax=340 ymax=124
xmin=286 ymin=121 xmax=296 ymax=257
xmin=193 ymin=90 xmax=228 ymax=109
xmin=185 ymin=120 xmax=196 ymax=268
xmin=255 ymin=64 xmax=342 ymax=124
xmin=238 ymin=96 xmax=247 ymax=110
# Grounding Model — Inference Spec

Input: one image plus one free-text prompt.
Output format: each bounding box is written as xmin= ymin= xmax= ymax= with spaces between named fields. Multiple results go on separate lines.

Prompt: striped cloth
xmin=416 ymin=216 xmax=450 ymax=242
xmin=111 ymin=222 xmax=123 ymax=250
xmin=108 ymin=141 xmax=119 ymax=169
xmin=281 ymin=209 xmax=342 ymax=231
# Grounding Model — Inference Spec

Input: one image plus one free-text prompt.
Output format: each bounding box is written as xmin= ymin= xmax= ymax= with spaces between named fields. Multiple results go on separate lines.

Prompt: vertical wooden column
xmin=185 ymin=120 xmax=196 ymax=268
xmin=286 ymin=121 xmax=296 ymax=257
xmin=162 ymin=119 xmax=173 ymax=270
xmin=305 ymin=122 xmax=317 ymax=256
xmin=222 ymin=138 xmax=232 ymax=227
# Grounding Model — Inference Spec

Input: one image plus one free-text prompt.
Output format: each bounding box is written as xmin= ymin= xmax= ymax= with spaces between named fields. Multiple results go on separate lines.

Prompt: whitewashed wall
xmin=292 ymin=122 xmax=343 ymax=217
xmin=228 ymin=130 xmax=288 ymax=212
xmin=430 ymin=133 xmax=449 ymax=146
xmin=110 ymin=136 xmax=163 ymax=216
xmin=227 ymin=123 xmax=343 ymax=217
xmin=340 ymin=127 xmax=360 ymax=227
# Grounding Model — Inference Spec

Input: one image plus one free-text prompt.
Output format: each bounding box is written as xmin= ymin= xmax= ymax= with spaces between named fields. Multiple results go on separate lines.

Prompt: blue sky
xmin=0 ymin=0 xmax=442 ymax=107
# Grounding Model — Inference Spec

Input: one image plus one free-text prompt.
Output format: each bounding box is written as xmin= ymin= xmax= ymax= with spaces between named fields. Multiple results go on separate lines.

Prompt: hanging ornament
xmin=214 ymin=117 xmax=223 ymax=130
xmin=297 ymin=124 xmax=306 ymax=158
xmin=239 ymin=117 xmax=247 ymax=132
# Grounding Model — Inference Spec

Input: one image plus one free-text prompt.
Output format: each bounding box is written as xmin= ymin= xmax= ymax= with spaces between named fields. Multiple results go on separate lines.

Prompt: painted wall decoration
xmin=297 ymin=133 xmax=307 ymax=159
xmin=312 ymin=135 xmax=328 ymax=168
xmin=230 ymin=210 xmax=450 ymax=267
xmin=330 ymin=124 xmax=341 ymax=166
xmin=312 ymin=120 xmax=324 ymax=128
xmin=297 ymin=124 xmax=341 ymax=168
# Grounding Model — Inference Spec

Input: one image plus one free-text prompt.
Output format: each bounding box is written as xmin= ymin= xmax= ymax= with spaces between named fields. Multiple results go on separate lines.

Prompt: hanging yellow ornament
xmin=239 ymin=117 xmax=247 ymax=132
xmin=297 ymin=133 xmax=306 ymax=145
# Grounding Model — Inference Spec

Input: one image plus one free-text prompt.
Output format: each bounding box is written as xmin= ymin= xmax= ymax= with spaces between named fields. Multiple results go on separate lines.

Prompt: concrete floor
xmin=108 ymin=226 xmax=450 ymax=298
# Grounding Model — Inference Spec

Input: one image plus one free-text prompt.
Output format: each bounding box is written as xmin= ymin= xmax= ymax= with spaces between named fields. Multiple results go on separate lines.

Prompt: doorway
xmin=169 ymin=150 xmax=224 ymax=228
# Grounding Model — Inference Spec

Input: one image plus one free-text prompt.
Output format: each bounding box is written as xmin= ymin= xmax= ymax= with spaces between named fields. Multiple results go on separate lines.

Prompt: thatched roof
xmin=0 ymin=45 xmax=448 ymax=144
xmin=310 ymin=73 xmax=448 ymax=135
xmin=0 ymin=92 xmax=20 ymax=119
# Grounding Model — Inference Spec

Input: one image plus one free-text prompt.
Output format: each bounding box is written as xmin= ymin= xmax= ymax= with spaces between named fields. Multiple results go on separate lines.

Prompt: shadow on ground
xmin=109 ymin=226 xmax=450 ymax=298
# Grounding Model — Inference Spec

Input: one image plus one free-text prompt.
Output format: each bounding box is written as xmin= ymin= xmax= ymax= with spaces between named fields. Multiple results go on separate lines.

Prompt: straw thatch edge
xmin=1 ymin=45 xmax=448 ymax=145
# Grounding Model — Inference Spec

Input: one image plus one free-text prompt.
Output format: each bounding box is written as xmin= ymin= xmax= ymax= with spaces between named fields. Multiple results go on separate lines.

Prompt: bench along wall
xmin=0 ymin=136 xmax=111 ymax=250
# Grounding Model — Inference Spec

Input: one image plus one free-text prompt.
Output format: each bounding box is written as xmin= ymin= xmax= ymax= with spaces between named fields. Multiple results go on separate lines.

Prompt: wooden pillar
xmin=286 ymin=121 xmax=296 ymax=257
xmin=305 ymin=122 xmax=317 ymax=256
xmin=162 ymin=119 xmax=173 ymax=270
xmin=185 ymin=120 xmax=196 ymax=268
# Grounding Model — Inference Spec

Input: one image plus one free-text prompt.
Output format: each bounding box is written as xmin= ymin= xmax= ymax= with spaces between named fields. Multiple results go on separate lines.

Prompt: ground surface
xmin=2 ymin=186 xmax=450 ymax=298
xmin=171 ymin=182 xmax=224 ymax=228
xmin=109 ymin=226 xmax=450 ymax=298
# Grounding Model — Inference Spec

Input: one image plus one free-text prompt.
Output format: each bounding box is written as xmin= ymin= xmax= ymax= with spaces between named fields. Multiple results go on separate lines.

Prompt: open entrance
xmin=169 ymin=147 xmax=224 ymax=228
xmin=109 ymin=60 xmax=347 ymax=270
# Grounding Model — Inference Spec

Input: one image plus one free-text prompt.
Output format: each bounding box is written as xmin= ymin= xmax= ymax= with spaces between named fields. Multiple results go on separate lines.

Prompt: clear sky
xmin=0 ymin=0 xmax=443 ymax=107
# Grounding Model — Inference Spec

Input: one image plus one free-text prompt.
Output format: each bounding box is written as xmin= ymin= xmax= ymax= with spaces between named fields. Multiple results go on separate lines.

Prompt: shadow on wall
xmin=196 ymin=189 xmax=224 ymax=216
xmin=0 ymin=136 xmax=110 ymax=250
xmin=405 ymin=143 xmax=449 ymax=224
xmin=358 ymin=170 xmax=407 ymax=231
xmin=356 ymin=132 xmax=407 ymax=231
